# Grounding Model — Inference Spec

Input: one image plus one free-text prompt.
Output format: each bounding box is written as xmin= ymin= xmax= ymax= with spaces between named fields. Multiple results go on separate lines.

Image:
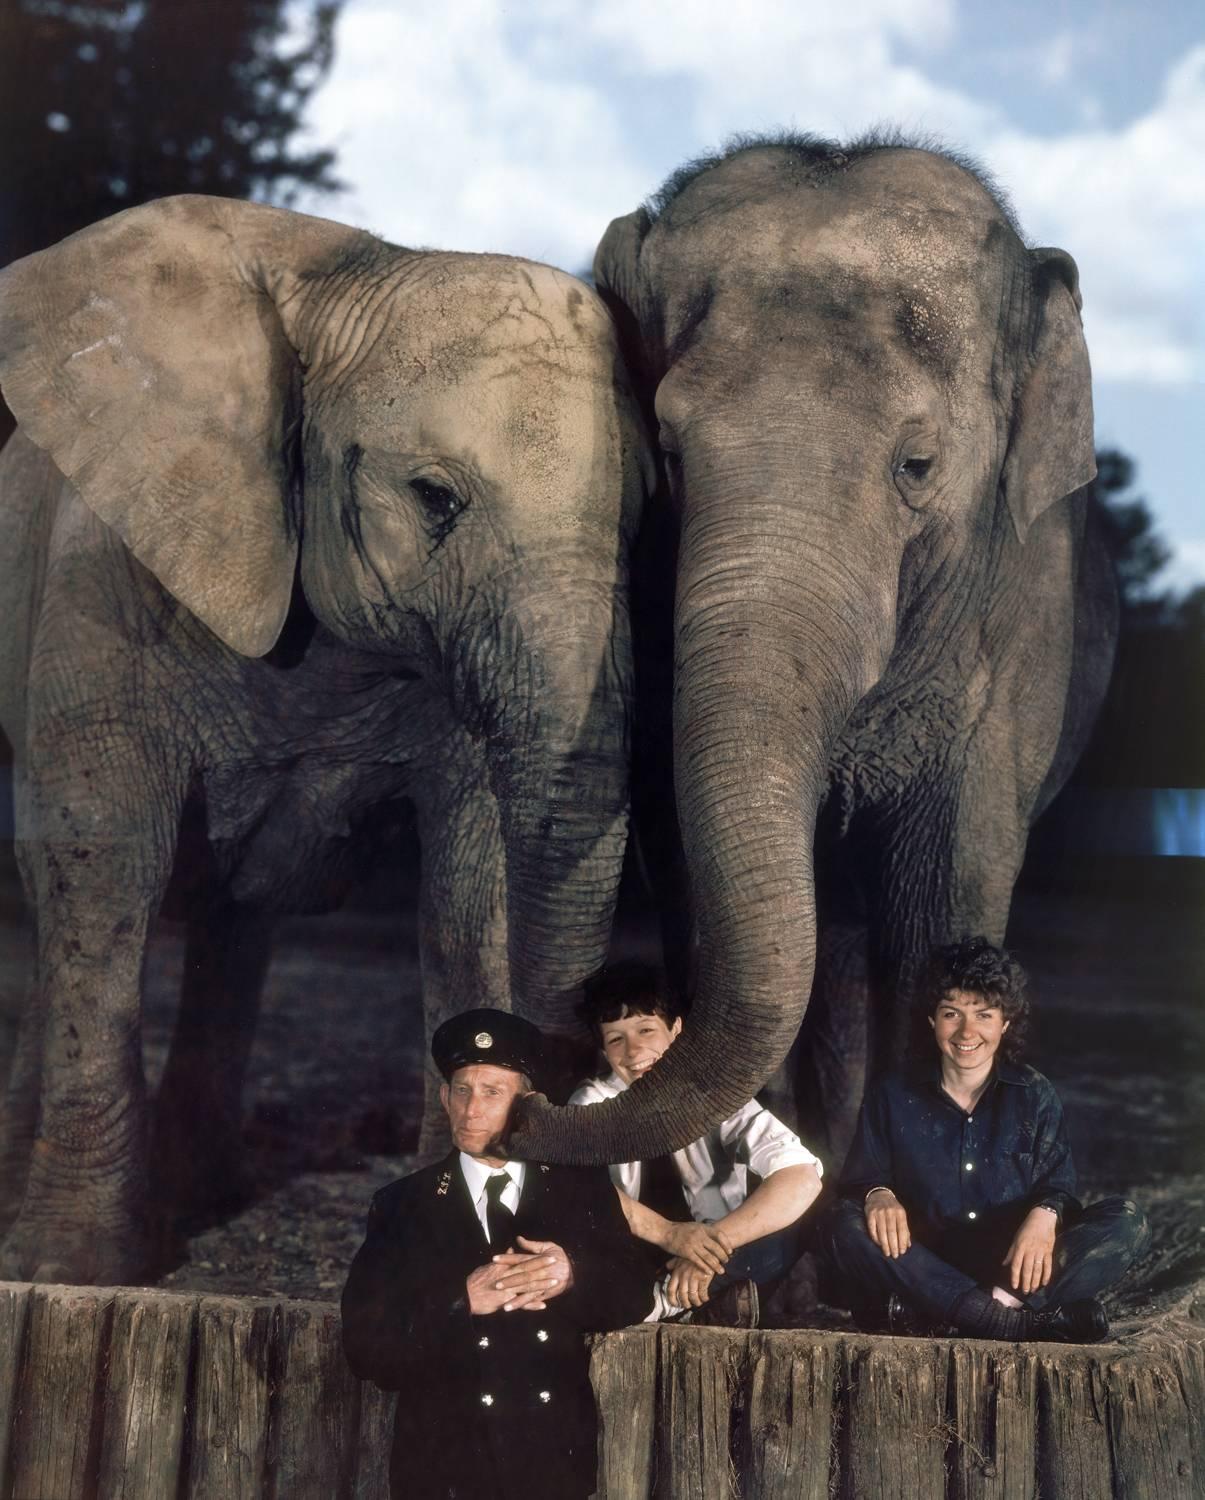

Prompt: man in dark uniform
xmin=341 ymin=1009 xmax=652 ymax=1500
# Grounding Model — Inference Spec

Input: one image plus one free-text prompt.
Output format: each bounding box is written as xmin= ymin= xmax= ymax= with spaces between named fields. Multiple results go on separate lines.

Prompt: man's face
xmin=440 ymin=1063 xmax=527 ymax=1162
xmin=601 ymin=1007 xmax=682 ymax=1086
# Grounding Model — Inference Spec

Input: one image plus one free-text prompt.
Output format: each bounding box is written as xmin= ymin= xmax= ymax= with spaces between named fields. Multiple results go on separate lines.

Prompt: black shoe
xmin=691 ymin=1279 xmax=759 ymax=1329
xmin=1027 ymin=1297 xmax=1109 ymax=1345
xmin=886 ymin=1294 xmax=922 ymax=1336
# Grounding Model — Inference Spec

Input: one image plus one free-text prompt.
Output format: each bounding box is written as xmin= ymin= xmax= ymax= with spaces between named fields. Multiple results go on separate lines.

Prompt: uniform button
xmin=536 ymin=1329 xmax=549 ymax=1342
xmin=481 ymin=1393 xmax=494 ymax=1407
xmin=965 ymin=1163 xmax=974 ymax=1172
xmin=478 ymin=1336 xmax=490 ymax=1348
xmin=967 ymin=1211 xmax=977 ymax=1220
xmin=538 ymin=1391 xmax=551 ymax=1403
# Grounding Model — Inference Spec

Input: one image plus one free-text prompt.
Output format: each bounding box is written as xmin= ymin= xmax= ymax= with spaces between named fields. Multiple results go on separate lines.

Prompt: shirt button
xmin=965 ymin=1163 xmax=974 ymax=1172
xmin=481 ymin=1393 xmax=494 ymax=1407
xmin=539 ymin=1391 xmax=551 ymax=1403
xmin=968 ymin=1211 xmax=977 ymax=1220
xmin=536 ymin=1329 xmax=549 ymax=1342
xmin=478 ymin=1336 xmax=490 ymax=1348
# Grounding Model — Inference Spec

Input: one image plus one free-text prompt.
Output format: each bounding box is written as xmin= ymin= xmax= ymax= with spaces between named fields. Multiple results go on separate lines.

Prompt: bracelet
xmin=864 ymin=1186 xmax=893 ymax=1204
xmin=1034 ymin=1204 xmax=1059 ymax=1216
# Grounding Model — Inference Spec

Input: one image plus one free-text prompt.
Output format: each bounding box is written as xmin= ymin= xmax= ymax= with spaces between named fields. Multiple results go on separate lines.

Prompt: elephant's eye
xmin=411 ymin=477 xmax=467 ymax=551
xmin=894 ymin=455 xmax=935 ymax=507
xmin=661 ymin=446 xmax=684 ymax=505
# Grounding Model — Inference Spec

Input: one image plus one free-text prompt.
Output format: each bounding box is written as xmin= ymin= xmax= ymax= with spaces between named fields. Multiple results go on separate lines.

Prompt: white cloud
xmin=292 ymin=0 xmax=646 ymax=268
xmin=586 ymin=0 xmax=996 ymax=146
xmin=987 ymin=47 xmax=1205 ymax=385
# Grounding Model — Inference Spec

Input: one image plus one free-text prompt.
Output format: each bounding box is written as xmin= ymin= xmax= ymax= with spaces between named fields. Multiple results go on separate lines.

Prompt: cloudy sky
xmin=294 ymin=0 xmax=1204 ymax=588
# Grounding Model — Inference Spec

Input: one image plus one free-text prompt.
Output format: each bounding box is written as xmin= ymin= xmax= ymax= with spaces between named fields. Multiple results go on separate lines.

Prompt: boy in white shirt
xmin=570 ymin=962 xmax=824 ymax=1327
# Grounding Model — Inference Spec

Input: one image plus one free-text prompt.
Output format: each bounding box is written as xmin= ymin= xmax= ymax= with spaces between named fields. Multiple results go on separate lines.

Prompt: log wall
xmin=0 ymin=1282 xmax=1198 ymax=1498
xmin=589 ymin=1326 xmax=1205 ymax=1500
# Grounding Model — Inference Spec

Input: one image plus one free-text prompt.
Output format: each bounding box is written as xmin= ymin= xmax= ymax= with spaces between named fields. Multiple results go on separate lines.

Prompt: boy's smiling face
xmin=601 ymin=1007 xmax=683 ymax=1085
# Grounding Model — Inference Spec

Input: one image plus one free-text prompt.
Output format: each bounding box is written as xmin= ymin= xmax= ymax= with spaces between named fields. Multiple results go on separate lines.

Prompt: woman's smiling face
xmin=929 ymin=989 xmax=1010 ymax=1072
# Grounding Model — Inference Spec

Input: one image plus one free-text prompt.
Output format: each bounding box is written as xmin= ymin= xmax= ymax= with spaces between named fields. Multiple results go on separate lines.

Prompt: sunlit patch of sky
xmin=291 ymin=0 xmax=1204 ymax=587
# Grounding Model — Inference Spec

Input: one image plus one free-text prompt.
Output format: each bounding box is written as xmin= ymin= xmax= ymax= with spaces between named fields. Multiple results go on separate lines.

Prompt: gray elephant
xmin=511 ymin=133 xmax=1115 ymax=1167
xmin=0 ymin=194 xmax=650 ymax=1284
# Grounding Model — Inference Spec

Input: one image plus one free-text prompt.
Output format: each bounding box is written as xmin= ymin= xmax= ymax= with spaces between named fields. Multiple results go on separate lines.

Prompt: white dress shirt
xmin=568 ymin=1071 xmax=822 ymax=1221
xmin=458 ymin=1153 xmax=526 ymax=1242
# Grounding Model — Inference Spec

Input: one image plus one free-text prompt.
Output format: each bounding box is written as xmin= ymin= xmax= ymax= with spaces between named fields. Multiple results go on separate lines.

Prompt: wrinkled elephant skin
xmin=512 ymin=139 xmax=1115 ymax=1167
xmin=0 ymin=196 xmax=649 ymax=1284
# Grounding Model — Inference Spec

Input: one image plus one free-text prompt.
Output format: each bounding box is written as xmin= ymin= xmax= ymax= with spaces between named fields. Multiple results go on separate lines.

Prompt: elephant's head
xmin=0 ymin=195 xmax=652 ymax=1025
xmin=510 ymin=138 xmax=1095 ymax=1163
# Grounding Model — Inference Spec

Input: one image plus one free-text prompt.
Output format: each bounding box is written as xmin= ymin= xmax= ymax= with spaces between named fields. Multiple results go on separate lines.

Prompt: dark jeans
xmin=824 ymin=1196 xmax=1149 ymax=1326
xmin=708 ymin=1219 xmax=808 ymax=1294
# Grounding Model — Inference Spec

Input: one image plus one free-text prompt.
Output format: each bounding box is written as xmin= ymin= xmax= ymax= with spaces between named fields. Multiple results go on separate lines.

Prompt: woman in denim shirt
xmin=826 ymin=938 xmax=1148 ymax=1342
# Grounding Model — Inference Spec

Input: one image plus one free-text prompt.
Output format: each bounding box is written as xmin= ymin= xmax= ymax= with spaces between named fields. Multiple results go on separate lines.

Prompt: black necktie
xmin=484 ymin=1171 xmax=516 ymax=1249
xmin=638 ymin=1154 xmax=691 ymax=1223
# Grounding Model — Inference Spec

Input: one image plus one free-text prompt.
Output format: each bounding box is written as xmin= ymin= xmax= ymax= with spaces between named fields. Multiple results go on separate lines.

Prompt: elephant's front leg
xmin=0 ymin=924 xmax=42 ymax=1228
xmin=0 ymin=762 xmax=180 ymax=1285
xmin=413 ymin=761 xmax=510 ymax=1159
xmin=867 ymin=769 xmax=1029 ymax=1077
xmin=792 ymin=918 xmax=869 ymax=1170
xmin=150 ymin=902 xmax=274 ymax=1243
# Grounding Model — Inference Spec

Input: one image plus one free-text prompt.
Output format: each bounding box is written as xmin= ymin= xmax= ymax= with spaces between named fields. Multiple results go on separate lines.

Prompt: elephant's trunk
xmin=512 ymin=474 xmax=898 ymax=1162
xmin=470 ymin=552 xmax=634 ymax=1037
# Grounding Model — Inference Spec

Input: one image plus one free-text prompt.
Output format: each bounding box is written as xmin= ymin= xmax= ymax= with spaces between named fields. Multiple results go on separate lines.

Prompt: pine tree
xmin=0 ymin=0 xmax=342 ymax=270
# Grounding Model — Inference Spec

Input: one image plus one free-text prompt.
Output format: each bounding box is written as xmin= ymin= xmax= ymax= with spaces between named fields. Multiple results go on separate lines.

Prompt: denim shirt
xmin=840 ymin=1061 xmax=1080 ymax=1243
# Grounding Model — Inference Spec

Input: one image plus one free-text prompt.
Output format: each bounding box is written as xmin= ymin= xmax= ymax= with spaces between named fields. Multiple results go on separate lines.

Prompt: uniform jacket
xmin=839 ymin=1060 xmax=1081 ymax=1252
xmin=341 ymin=1152 xmax=652 ymax=1500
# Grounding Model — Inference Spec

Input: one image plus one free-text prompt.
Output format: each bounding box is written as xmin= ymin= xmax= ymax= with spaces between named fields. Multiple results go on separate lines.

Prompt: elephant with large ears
xmin=0 ymin=195 xmax=651 ymax=1284
xmin=509 ymin=135 xmax=1116 ymax=1168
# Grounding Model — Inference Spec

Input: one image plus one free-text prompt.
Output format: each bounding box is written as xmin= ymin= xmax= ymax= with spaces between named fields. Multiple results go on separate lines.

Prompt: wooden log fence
xmin=0 ymin=1281 xmax=1198 ymax=1498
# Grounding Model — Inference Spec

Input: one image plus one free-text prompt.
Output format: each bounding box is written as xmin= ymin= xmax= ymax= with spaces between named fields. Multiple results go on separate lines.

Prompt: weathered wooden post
xmin=10 ymin=1285 xmax=112 ymax=1500
xmin=187 ymin=1295 xmax=279 ymax=1498
xmin=97 ymin=1289 xmax=198 ymax=1498
xmin=947 ymin=1341 xmax=1039 ymax=1500
xmin=736 ymin=1331 xmax=835 ymax=1499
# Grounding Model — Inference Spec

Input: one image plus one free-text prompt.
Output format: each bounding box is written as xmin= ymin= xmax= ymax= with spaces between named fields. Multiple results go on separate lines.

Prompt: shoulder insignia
xmin=437 ymin=1170 xmax=451 ymax=1197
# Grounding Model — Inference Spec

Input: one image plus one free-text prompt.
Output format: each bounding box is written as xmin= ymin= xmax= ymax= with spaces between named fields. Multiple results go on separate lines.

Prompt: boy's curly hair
xmin=912 ymin=937 xmax=1031 ymax=1061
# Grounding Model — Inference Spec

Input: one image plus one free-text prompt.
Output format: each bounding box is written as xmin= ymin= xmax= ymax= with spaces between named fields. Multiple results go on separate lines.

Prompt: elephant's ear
xmin=594 ymin=209 xmax=654 ymax=377
xmin=0 ymin=195 xmax=372 ymax=656
xmin=1000 ymin=247 xmax=1096 ymax=544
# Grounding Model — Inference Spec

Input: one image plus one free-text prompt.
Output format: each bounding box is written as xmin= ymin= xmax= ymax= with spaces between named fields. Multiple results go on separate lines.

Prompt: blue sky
xmin=295 ymin=0 xmax=1204 ymax=589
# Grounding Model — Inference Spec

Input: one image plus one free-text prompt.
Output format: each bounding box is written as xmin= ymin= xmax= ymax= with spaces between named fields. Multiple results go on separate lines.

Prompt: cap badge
xmin=475 ymin=1031 xmax=493 ymax=1049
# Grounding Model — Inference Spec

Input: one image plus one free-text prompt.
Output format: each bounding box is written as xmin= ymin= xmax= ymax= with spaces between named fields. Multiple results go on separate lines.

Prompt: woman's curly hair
xmin=911 ymin=937 xmax=1031 ymax=1062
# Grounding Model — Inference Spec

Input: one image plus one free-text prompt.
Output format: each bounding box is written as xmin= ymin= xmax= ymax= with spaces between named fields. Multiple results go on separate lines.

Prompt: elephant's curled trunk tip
xmin=506 ymin=1092 xmax=556 ymax=1162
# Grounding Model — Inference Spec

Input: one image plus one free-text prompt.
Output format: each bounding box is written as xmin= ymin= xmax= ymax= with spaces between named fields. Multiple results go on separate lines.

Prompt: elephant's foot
xmin=0 ymin=1207 xmax=149 ymax=1286
xmin=1 ymin=1121 xmax=151 ymax=1285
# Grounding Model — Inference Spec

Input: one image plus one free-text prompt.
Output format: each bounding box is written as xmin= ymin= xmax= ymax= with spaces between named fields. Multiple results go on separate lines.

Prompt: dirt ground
xmin=0 ymin=853 xmax=1200 ymax=1339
